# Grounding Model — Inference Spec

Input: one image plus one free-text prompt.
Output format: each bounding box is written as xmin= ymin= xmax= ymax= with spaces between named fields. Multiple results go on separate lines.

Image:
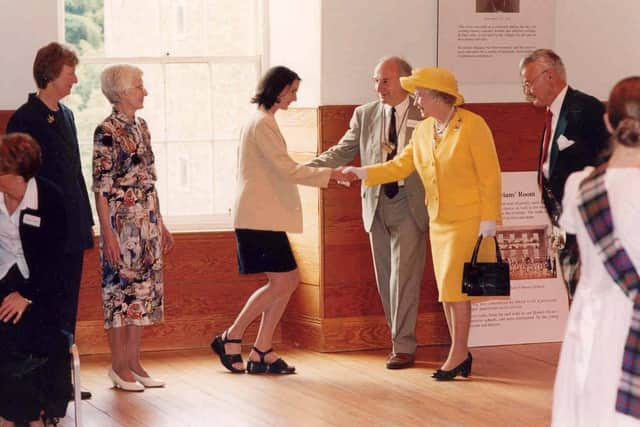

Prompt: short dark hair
xmin=33 ymin=42 xmax=79 ymax=89
xmin=0 ymin=133 xmax=42 ymax=180
xmin=607 ymin=76 xmax=640 ymax=148
xmin=251 ymin=66 xmax=300 ymax=110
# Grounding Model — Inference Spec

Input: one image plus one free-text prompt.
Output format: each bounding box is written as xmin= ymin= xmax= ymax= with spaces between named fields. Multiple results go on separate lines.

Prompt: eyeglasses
xmin=521 ymin=69 xmax=550 ymax=92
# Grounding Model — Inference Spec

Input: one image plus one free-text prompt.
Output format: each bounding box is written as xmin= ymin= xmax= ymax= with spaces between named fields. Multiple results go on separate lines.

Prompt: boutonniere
xmin=47 ymin=114 xmax=55 ymax=124
xmin=381 ymin=140 xmax=396 ymax=154
xmin=451 ymin=116 xmax=462 ymax=132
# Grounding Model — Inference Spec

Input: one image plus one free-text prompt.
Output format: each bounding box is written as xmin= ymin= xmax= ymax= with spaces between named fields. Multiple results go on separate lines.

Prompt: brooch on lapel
xmin=381 ymin=140 xmax=396 ymax=154
xmin=451 ymin=116 xmax=462 ymax=132
xmin=47 ymin=114 xmax=55 ymax=124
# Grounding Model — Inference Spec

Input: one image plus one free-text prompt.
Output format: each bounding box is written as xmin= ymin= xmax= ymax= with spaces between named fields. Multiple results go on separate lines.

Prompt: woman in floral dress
xmin=93 ymin=64 xmax=174 ymax=392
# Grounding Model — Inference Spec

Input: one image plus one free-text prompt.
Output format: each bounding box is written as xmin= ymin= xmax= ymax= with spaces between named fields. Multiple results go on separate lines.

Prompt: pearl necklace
xmin=433 ymin=106 xmax=456 ymax=144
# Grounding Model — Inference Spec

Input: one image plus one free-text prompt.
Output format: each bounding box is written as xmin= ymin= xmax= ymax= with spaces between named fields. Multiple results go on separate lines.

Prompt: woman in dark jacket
xmin=0 ymin=133 xmax=70 ymax=426
xmin=6 ymin=42 xmax=94 ymax=339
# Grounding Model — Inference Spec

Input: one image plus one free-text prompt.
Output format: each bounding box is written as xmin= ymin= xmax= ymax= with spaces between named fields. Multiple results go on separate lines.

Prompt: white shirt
xmin=0 ymin=178 xmax=38 ymax=279
xmin=543 ymin=85 xmax=568 ymax=179
xmin=383 ymin=96 xmax=411 ymax=185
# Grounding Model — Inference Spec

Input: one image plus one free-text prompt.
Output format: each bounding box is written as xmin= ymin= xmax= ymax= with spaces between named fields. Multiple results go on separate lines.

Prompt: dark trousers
xmin=0 ymin=265 xmax=71 ymax=423
xmin=59 ymin=250 xmax=85 ymax=337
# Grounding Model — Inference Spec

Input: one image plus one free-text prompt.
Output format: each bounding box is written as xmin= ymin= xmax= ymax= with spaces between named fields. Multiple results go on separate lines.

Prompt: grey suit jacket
xmin=308 ymin=98 xmax=427 ymax=232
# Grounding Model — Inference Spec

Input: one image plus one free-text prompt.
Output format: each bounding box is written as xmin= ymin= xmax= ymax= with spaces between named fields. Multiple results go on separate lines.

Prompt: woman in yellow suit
xmin=345 ymin=68 xmax=501 ymax=380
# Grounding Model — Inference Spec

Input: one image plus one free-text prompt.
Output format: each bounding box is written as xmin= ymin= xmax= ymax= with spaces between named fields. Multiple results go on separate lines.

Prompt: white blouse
xmin=0 ymin=177 xmax=38 ymax=279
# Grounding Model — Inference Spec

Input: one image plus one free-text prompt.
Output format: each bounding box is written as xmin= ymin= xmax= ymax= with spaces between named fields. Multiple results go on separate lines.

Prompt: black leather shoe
xmin=69 ymin=389 xmax=92 ymax=401
xmin=247 ymin=347 xmax=295 ymax=375
xmin=432 ymin=353 xmax=472 ymax=381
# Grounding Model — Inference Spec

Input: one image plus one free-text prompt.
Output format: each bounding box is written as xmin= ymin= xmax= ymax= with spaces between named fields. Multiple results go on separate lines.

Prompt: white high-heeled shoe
xmin=132 ymin=371 xmax=166 ymax=388
xmin=108 ymin=369 xmax=144 ymax=392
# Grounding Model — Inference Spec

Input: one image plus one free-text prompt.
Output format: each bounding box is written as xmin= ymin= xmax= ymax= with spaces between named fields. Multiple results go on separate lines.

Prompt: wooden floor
xmin=59 ymin=343 xmax=560 ymax=427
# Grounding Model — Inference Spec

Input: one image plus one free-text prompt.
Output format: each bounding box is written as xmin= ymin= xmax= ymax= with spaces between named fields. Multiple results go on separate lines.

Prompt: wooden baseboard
xmin=282 ymin=312 xmax=450 ymax=352
xmin=75 ymin=317 xmax=281 ymax=355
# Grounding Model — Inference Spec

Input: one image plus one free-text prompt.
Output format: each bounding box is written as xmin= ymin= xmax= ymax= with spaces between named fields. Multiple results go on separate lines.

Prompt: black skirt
xmin=235 ymin=229 xmax=297 ymax=274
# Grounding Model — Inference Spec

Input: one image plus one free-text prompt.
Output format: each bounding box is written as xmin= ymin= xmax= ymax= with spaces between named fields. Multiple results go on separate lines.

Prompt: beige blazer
xmin=233 ymin=108 xmax=332 ymax=233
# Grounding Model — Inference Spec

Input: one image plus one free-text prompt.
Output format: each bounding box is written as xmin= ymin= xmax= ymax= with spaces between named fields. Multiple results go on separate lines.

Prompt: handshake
xmin=329 ymin=166 xmax=367 ymax=187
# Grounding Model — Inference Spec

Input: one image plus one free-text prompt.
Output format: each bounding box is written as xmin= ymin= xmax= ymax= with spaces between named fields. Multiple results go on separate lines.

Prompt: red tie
xmin=539 ymin=109 xmax=553 ymax=185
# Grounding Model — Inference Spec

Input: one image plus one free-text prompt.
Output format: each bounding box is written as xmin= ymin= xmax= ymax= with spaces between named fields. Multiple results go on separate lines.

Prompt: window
xmin=175 ymin=1 xmax=186 ymax=39
xmin=63 ymin=0 xmax=265 ymax=230
xmin=178 ymin=155 xmax=189 ymax=189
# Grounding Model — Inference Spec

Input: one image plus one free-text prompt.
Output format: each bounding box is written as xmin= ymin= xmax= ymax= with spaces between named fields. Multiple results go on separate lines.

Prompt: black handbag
xmin=462 ymin=236 xmax=510 ymax=296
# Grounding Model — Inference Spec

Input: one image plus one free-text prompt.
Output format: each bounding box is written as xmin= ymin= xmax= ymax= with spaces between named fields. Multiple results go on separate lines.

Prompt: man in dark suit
xmin=519 ymin=49 xmax=609 ymax=297
xmin=308 ymin=57 xmax=428 ymax=369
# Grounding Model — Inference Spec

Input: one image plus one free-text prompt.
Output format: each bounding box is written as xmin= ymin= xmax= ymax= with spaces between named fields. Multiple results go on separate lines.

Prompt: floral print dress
xmin=93 ymin=109 xmax=164 ymax=329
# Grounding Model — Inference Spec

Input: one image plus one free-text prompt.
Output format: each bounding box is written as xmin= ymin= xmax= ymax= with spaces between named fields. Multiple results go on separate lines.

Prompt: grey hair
xmin=519 ymin=49 xmax=567 ymax=82
xmin=425 ymin=89 xmax=456 ymax=107
xmin=376 ymin=56 xmax=413 ymax=77
xmin=100 ymin=64 xmax=143 ymax=105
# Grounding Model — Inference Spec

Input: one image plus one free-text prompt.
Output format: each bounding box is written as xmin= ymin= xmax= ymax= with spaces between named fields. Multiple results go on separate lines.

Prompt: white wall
xmin=268 ymin=0 xmax=322 ymax=106
xmin=320 ymin=0 xmax=438 ymax=106
xmin=0 ymin=0 xmax=59 ymax=108
xmin=555 ymin=0 xmax=640 ymax=101
xmin=317 ymin=0 xmax=640 ymax=104
xmin=2 ymin=1 xmax=640 ymax=109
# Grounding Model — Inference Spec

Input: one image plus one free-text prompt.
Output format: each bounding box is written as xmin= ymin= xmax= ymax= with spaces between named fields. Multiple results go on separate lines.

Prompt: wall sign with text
xmin=438 ymin=0 xmax=555 ymax=83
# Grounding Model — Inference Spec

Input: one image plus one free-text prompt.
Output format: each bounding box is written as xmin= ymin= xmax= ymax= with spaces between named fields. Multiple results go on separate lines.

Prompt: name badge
xmin=23 ymin=213 xmax=41 ymax=228
xmin=407 ymin=119 xmax=420 ymax=128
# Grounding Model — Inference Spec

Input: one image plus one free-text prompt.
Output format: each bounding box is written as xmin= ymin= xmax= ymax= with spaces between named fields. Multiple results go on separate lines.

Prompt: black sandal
xmin=246 ymin=347 xmax=296 ymax=375
xmin=210 ymin=331 xmax=245 ymax=373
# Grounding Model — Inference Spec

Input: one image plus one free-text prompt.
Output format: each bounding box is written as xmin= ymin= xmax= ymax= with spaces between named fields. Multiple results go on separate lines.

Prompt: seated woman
xmin=0 ymin=133 xmax=70 ymax=426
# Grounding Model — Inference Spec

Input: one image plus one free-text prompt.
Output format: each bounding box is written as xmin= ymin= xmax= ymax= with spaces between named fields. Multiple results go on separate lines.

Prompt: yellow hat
xmin=400 ymin=67 xmax=465 ymax=106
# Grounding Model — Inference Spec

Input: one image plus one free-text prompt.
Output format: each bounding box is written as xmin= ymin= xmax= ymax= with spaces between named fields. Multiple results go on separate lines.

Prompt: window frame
xmin=59 ymin=0 xmax=269 ymax=232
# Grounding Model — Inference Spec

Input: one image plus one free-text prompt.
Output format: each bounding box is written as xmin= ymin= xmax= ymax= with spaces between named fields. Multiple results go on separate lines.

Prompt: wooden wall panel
xmin=77 ymin=232 xmax=276 ymax=354
xmin=308 ymin=102 xmax=547 ymax=351
xmin=277 ymin=108 xmax=318 ymax=153
xmin=0 ymin=110 xmax=12 ymax=133
xmin=288 ymin=152 xmax=321 ymax=286
xmin=283 ymin=313 xmax=449 ymax=352
xmin=318 ymin=103 xmax=544 ymax=170
xmin=1 ymin=103 xmax=548 ymax=354
xmin=464 ymin=102 xmax=543 ymax=172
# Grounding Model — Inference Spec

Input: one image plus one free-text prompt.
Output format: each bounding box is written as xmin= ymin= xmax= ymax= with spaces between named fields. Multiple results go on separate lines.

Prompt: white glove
xmin=478 ymin=220 xmax=497 ymax=237
xmin=342 ymin=166 xmax=367 ymax=180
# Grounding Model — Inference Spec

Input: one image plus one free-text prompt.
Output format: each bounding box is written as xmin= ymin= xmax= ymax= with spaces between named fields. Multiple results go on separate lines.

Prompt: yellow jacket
xmin=365 ymin=108 xmax=501 ymax=223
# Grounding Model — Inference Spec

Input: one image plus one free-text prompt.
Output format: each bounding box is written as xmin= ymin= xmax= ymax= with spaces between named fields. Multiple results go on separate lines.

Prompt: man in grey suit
xmin=308 ymin=57 xmax=427 ymax=369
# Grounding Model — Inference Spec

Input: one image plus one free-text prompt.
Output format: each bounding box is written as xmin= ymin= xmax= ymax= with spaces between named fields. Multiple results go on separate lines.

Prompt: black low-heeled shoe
xmin=247 ymin=347 xmax=296 ymax=375
xmin=432 ymin=352 xmax=472 ymax=381
xmin=211 ymin=331 xmax=245 ymax=373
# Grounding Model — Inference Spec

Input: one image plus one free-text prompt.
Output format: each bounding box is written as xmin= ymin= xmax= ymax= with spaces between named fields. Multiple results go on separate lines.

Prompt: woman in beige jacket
xmin=211 ymin=66 xmax=348 ymax=375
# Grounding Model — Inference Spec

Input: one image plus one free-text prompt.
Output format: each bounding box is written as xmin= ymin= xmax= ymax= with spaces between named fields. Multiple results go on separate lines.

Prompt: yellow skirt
xmin=429 ymin=217 xmax=496 ymax=302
